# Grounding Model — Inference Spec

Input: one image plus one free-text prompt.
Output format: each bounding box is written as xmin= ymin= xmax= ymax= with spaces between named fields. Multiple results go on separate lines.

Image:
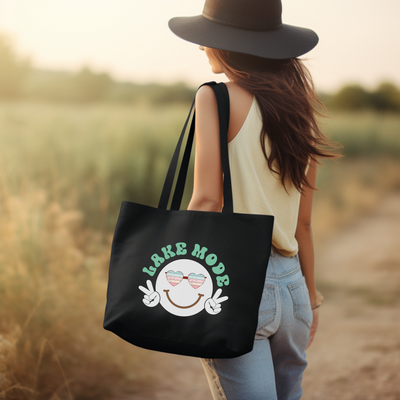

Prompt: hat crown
xmin=202 ymin=0 xmax=283 ymax=31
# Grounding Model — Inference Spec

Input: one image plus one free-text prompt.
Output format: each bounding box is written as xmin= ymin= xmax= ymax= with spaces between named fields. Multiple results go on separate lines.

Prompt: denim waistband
xmin=270 ymin=245 xmax=299 ymax=259
xmin=266 ymin=245 xmax=301 ymax=279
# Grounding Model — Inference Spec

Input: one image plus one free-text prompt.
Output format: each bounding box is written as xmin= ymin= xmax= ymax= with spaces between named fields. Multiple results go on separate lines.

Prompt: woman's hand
xmin=306 ymin=307 xmax=319 ymax=350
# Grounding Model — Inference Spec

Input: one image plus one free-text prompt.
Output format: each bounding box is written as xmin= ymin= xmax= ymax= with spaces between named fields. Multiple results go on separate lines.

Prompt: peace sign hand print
xmin=138 ymin=280 xmax=160 ymax=307
xmin=205 ymin=289 xmax=229 ymax=315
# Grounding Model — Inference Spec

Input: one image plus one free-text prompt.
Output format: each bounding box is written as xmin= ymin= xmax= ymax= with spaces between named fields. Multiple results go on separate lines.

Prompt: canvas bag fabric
xmin=103 ymin=82 xmax=274 ymax=358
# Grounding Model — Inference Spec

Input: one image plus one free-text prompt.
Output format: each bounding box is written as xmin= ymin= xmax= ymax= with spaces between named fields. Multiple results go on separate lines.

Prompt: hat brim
xmin=169 ymin=15 xmax=318 ymax=59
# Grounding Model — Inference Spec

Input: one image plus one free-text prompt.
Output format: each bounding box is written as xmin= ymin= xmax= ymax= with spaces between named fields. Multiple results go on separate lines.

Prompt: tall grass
xmin=0 ymin=102 xmax=193 ymax=233
xmin=0 ymin=102 xmax=399 ymax=399
xmin=312 ymin=110 xmax=400 ymax=237
xmin=320 ymin=111 xmax=400 ymax=157
xmin=0 ymin=181 xmax=153 ymax=399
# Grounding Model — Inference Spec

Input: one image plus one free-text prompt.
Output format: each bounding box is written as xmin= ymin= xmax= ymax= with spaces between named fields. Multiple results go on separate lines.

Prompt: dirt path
xmin=119 ymin=191 xmax=400 ymax=400
xmin=302 ymin=191 xmax=400 ymax=400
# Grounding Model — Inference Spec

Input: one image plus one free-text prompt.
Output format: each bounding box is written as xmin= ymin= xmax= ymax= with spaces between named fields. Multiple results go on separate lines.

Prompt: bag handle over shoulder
xmin=158 ymin=82 xmax=233 ymax=213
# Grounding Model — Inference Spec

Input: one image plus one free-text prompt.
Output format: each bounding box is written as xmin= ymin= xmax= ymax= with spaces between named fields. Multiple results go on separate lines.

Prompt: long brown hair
xmin=210 ymin=49 xmax=343 ymax=195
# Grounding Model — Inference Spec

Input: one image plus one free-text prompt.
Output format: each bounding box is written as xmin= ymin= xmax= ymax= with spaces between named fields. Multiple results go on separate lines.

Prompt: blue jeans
xmin=200 ymin=245 xmax=313 ymax=400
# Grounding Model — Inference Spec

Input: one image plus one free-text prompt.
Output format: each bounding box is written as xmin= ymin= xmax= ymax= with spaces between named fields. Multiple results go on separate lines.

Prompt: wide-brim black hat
xmin=169 ymin=0 xmax=318 ymax=60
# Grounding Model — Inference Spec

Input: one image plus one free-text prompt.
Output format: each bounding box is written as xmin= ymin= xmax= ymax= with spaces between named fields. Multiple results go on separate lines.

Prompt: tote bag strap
xmin=158 ymin=81 xmax=233 ymax=213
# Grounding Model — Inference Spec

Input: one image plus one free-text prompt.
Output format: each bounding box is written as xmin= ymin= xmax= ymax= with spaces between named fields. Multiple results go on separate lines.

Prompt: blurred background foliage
xmin=1 ymin=32 xmax=400 ymax=399
xmin=0 ymin=33 xmax=196 ymax=105
xmin=322 ymin=83 xmax=400 ymax=113
xmin=2 ymin=32 xmax=400 ymax=112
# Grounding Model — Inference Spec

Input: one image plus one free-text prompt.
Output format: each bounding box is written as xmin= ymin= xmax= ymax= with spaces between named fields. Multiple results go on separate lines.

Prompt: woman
xmin=169 ymin=1 xmax=342 ymax=399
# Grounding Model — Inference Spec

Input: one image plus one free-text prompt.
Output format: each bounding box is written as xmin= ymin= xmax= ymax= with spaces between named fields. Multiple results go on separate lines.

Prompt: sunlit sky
xmin=1 ymin=0 xmax=399 ymax=92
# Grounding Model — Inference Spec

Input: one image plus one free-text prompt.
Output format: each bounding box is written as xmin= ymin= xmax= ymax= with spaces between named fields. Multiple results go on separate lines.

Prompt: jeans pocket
xmin=288 ymin=276 xmax=313 ymax=329
xmin=257 ymin=283 xmax=277 ymax=330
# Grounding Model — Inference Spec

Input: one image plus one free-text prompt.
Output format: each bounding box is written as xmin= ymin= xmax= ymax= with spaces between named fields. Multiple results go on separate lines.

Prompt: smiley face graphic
xmin=155 ymin=259 xmax=213 ymax=317
xmin=139 ymin=259 xmax=229 ymax=317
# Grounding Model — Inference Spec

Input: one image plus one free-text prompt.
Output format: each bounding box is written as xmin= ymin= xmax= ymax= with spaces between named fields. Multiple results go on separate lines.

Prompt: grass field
xmin=0 ymin=102 xmax=399 ymax=399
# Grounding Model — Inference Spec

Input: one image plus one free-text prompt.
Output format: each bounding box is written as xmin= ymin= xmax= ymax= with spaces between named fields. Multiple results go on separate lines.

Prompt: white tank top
xmin=228 ymin=95 xmax=310 ymax=258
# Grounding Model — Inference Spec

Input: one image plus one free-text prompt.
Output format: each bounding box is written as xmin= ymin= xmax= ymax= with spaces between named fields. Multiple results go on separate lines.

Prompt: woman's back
xmin=226 ymin=82 xmax=309 ymax=257
xmin=225 ymin=82 xmax=254 ymax=143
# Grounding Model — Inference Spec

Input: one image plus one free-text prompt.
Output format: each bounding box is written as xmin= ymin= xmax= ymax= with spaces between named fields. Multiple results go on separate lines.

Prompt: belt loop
xmin=271 ymin=245 xmax=276 ymax=257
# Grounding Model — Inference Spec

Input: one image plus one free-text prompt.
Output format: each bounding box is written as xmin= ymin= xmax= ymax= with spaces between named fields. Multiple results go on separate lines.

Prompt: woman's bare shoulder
xmin=196 ymin=85 xmax=218 ymax=114
xmin=196 ymin=83 xmax=215 ymax=97
xmin=195 ymin=85 xmax=219 ymax=137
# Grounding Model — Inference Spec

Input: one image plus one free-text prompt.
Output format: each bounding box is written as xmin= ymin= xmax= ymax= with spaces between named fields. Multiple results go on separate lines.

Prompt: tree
xmin=327 ymin=85 xmax=371 ymax=111
xmin=0 ymin=33 xmax=30 ymax=98
xmin=370 ymin=82 xmax=400 ymax=112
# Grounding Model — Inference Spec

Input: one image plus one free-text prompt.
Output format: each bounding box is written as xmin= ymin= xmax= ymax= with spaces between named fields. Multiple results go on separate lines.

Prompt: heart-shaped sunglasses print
xmin=165 ymin=270 xmax=183 ymax=286
xmin=165 ymin=270 xmax=206 ymax=289
xmin=188 ymin=273 xmax=205 ymax=289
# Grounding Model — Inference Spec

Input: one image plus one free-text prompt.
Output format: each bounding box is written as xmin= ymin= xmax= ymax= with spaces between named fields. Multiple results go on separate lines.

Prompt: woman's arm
xmin=295 ymin=158 xmax=318 ymax=304
xmin=295 ymin=158 xmax=319 ymax=349
xmin=187 ymin=85 xmax=223 ymax=212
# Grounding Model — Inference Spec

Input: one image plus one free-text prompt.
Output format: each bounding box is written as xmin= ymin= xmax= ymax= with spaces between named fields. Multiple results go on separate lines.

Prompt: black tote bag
xmin=103 ymin=82 xmax=274 ymax=358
